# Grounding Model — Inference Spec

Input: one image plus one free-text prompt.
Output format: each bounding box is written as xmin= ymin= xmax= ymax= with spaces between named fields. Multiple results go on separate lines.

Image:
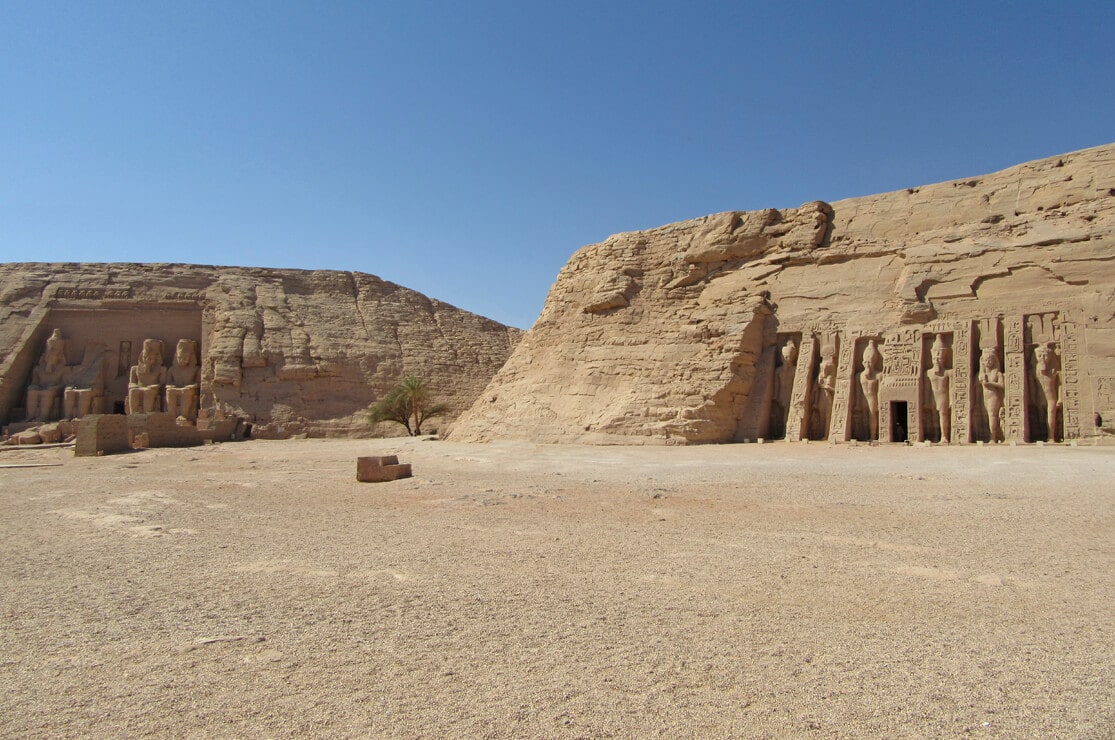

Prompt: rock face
xmin=0 ymin=265 xmax=521 ymax=437
xmin=451 ymin=143 xmax=1115 ymax=444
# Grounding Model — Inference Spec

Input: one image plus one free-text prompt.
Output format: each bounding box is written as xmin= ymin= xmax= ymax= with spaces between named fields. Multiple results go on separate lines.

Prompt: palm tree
xmin=368 ymin=375 xmax=449 ymax=436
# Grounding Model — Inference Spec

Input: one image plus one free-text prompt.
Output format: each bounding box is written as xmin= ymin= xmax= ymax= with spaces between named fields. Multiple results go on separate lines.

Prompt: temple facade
xmin=0 ymin=264 xmax=520 ymax=437
xmin=450 ymin=144 xmax=1115 ymax=445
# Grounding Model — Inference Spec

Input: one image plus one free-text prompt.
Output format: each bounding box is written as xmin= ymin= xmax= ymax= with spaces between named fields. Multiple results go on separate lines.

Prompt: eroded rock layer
xmin=0 ymin=265 xmax=521 ymax=436
xmin=451 ymin=143 xmax=1115 ymax=444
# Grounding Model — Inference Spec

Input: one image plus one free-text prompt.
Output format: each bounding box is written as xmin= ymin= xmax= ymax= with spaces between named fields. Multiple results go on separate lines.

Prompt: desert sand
xmin=1 ymin=437 xmax=1112 ymax=738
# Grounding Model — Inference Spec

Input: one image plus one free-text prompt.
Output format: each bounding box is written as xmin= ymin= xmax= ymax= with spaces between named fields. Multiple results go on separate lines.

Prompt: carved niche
xmin=1025 ymin=312 xmax=1062 ymax=442
xmin=921 ymin=332 xmax=953 ymax=443
xmin=974 ymin=318 xmax=1005 ymax=443
xmin=808 ymin=332 xmax=839 ymax=441
xmin=767 ymin=334 xmax=801 ymax=440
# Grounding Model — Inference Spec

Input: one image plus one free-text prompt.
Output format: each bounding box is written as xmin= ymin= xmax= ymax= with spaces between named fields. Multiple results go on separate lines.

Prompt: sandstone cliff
xmin=0 ymin=265 xmax=521 ymax=436
xmin=450 ymin=143 xmax=1115 ymax=444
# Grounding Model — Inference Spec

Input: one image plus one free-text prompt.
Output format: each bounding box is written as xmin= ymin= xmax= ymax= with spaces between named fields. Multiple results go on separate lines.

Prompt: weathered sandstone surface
xmin=451 ymin=143 xmax=1115 ymax=444
xmin=0 ymin=265 xmax=521 ymax=436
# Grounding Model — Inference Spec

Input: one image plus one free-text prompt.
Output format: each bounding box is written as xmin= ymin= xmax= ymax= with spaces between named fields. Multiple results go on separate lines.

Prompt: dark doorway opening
xmin=891 ymin=402 xmax=908 ymax=443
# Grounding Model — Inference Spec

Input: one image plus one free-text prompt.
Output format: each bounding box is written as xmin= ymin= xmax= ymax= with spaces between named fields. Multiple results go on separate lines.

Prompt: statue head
xmin=931 ymin=334 xmax=949 ymax=370
xmin=140 ymin=338 xmax=163 ymax=368
xmin=863 ymin=339 xmax=881 ymax=370
xmin=781 ymin=339 xmax=798 ymax=365
xmin=1035 ymin=342 xmax=1057 ymax=371
xmin=43 ymin=329 xmax=66 ymax=369
xmin=981 ymin=352 xmax=1000 ymax=372
xmin=819 ymin=350 xmax=836 ymax=377
xmin=175 ymin=339 xmax=198 ymax=367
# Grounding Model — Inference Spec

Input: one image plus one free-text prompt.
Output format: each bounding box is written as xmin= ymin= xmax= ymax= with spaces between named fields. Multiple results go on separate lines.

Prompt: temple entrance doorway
xmin=891 ymin=401 xmax=909 ymax=443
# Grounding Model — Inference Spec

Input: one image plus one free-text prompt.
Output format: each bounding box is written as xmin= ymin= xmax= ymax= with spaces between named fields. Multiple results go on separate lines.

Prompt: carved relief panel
xmin=1059 ymin=320 xmax=1082 ymax=440
xmin=1003 ymin=316 xmax=1027 ymax=442
xmin=952 ymin=322 xmax=973 ymax=444
xmin=879 ymin=328 xmax=921 ymax=443
xmin=827 ymin=332 xmax=855 ymax=442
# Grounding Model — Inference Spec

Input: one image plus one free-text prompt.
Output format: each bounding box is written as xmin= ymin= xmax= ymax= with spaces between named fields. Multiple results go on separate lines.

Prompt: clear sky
xmin=2 ymin=1 xmax=1112 ymax=329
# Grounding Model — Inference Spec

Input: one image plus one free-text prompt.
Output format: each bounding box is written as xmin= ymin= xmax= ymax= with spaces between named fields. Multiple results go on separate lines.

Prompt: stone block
xmin=75 ymin=414 xmax=131 ymax=457
xmin=199 ymin=418 xmax=243 ymax=443
xmin=357 ymin=455 xmax=413 ymax=482
xmin=129 ymin=413 xmax=204 ymax=448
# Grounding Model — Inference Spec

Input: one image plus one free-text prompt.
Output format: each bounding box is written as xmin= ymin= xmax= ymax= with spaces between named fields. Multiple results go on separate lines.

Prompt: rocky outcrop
xmin=0 ymin=265 xmax=521 ymax=437
xmin=451 ymin=143 xmax=1115 ymax=444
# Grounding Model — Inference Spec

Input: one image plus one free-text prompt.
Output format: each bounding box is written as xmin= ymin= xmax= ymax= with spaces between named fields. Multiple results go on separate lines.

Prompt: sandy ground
xmin=0 ymin=436 xmax=1112 ymax=739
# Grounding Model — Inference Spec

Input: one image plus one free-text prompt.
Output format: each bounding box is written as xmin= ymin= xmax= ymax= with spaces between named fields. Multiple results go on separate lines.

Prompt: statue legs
xmin=128 ymin=386 xmax=161 ymax=414
xmin=26 ymin=387 xmax=62 ymax=422
xmin=1046 ymin=402 xmax=1059 ymax=442
xmin=64 ymin=387 xmax=97 ymax=419
xmin=165 ymin=385 xmax=198 ymax=421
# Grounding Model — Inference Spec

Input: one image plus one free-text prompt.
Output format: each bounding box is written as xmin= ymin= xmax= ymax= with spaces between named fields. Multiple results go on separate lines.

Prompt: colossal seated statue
xmin=25 ymin=329 xmax=70 ymax=422
xmin=165 ymin=339 xmax=200 ymax=421
xmin=127 ymin=338 xmax=167 ymax=414
xmin=63 ymin=344 xmax=107 ymax=419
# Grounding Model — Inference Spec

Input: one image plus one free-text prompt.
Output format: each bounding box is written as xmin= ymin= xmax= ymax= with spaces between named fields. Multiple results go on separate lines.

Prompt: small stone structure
xmin=128 ymin=413 xmax=205 ymax=448
xmin=356 ymin=455 xmax=412 ymax=482
xmin=75 ymin=414 xmax=130 ymax=457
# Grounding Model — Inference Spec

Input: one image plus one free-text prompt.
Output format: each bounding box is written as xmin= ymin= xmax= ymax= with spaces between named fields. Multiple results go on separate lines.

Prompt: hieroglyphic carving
xmin=1059 ymin=320 xmax=1081 ymax=440
xmin=952 ymin=323 xmax=972 ymax=443
xmin=882 ymin=328 xmax=921 ymax=377
xmin=1094 ymin=377 xmax=1115 ymax=430
xmin=878 ymin=328 xmax=922 ymax=442
xmin=117 ymin=340 xmax=132 ymax=377
xmin=828 ymin=332 xmax=855 ymax=442
xmin=1003 ymin=316 xmax=1027 ymax=441
xmin=785 ymin=335 xmax=816 ymax=442
xmin=879 ymin=386 xmax=891 ymax=440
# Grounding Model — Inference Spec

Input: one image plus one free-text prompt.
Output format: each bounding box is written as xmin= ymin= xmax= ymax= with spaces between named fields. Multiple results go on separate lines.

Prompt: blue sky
xmin=2 ymin=1 xmax=1112 ymax=329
